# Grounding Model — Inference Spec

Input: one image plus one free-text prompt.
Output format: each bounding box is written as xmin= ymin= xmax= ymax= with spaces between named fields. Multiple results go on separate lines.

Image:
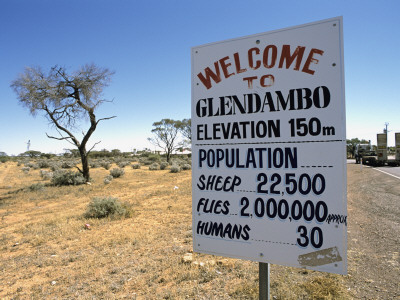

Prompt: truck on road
xmin=355 ymin=141 xmax=375 ymax=164
xmin=359 ymin=133 xmax=400 ymax=167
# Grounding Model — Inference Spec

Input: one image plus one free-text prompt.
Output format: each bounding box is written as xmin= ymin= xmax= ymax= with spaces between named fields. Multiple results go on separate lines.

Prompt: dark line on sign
xmin=237 ymin=190 xmax=257 ymax=193
xmin=300 ymin=166 xmax=333 ymax=168
xmin=199 ymin=235 xmax=252 ymax=244
xmin=252 ymin=239 xmax=297 ymax=246
xmin=195 ymin=140 xmax=344 ymax=146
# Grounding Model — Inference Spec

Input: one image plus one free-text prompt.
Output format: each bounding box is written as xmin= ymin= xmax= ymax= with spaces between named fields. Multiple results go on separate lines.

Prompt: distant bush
xmin=100 ymin=161 xmax=111 ymax=170
xmin=37 ymin=160 xmax=50 ymax=168
xmin=132 ymin=163 xmax=141 ymax=169
xmin=181 ymin=163 xmax=191 ymax=170
xmin=0 ymin=157 xmax=9 ymax=163
xmin=140 ymin=152 xmax=151 ymax=157
xmin=160 ymin=161 xmax=169 ymax=170
xmin=170 ymin=165 xmax=181 ymax=173
xmin=49 ymin=162 xmax=62 ymax=171
xmin=21 ymin=167 xmax=30 ymax=173
xmin=149 ymin=162 xmax=160 ymax=171
xmin=39 ymin=169 xmax=53 ymax=180
xmin=61 ymin=160 xmax=75 ymax=169
xmin=170 ymin=158 xmax=184 ymax=167
xmin=84 ymin=197 xmax=131 ymax=219
xmin=29 ymin=183 xmax=45 ymax=191
xmin=147 ymin=154 xmax=161 ymax=162
xmin=117 ymin=161 xmax=130 ymax=168
xmin=40 ymin=153 xmax=55 ymax=159
xmin=139 ymin=157 xmax=151 ymax=165
xmin=110 ymin=168 xmax=125 ymax=178
xmin=25 ymin=162 xmax=39 ymax=170
xmin=90 ymin=161 xmax=100 ymax=168
xmin=51 ymin=170 xmax=86 ymax=186
xmin=103 ymin=175 xmax=113 ymax=185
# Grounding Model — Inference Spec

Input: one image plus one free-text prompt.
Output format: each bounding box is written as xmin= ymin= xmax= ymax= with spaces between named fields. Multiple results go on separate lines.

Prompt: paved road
xmin=347 ymin=158 xmax=400 ymax=179
xmin=374 ymin=165 xmax=400 ymax=178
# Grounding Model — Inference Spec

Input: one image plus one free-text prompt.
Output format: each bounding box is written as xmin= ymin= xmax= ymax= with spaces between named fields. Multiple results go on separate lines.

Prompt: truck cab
xmin=355 ymin=142 xmax=375 ymax=164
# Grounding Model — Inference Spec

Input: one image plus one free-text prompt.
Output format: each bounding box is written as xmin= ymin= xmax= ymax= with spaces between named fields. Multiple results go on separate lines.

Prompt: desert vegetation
xmin=0 ymin=152 xmax=354 ymax=299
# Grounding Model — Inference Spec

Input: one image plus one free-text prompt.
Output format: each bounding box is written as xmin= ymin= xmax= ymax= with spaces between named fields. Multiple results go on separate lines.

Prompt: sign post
xmin=191 ymin=17 xmax=347 ymax=296
xmin=259 ymin=262 xmax=270 ymax=300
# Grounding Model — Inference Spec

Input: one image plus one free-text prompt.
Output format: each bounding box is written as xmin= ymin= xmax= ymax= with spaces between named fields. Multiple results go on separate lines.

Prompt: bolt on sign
xmin=191 ymin=17 xmax=347 ymax=274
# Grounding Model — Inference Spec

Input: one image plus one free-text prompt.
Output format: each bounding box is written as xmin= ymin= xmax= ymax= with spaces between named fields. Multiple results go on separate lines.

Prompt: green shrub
xmin=90 ymin=161 xmax=100 ymax=168
xmin=160 ymin=161 xmax=169 ymax=170
xmin=84 ymin=197 xmax=131 ymax=219
xmin=147 ymin=154 xmax=161 ymax=162
xmin=110 ymin=168 xmax=125 ymax=178
xmin=139 ymin=158 xmax=150 ymax=165
xmin=51 ymin=170 xmax=86 ymax=186
xmin=132 ymin=163 xmax=141 ymax=169
xmin=149 ymin=162 xmax=160 ymax=170
xmin=26 ymin=162 xmax=39 ymax=169
xmin=37 ymin=160 xmax=50 ymax=168
xmin=29 ymin=183 xmax=45 ymax=191
xmin=181 ymin=163 xmax=191 ymax=170
xmin=101 ymin=161 xmax=111 ymax=170
xmin=170 ymin=158 xmax=184 ymax=167
xmin=170 ymin=165 xmax=181 ymax=173
xmin=39 ymin=169 xmax=53 ymax=180
xmin=104 ymin=175 xmax=113 ymax=184
xmin=61 ymin=160 xmax=75 ymax=169
xmin=117 ymin=161 xmax=130 ymax=168
xmin=21 ymin=167 xmax=30 ymax=173
xmin=49 ymin=162 xmax=61 ymax=171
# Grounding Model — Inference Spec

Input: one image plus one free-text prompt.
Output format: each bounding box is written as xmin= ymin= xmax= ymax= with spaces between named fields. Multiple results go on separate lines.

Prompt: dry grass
xmin=0 ymin=161 xmax=349 ymax=299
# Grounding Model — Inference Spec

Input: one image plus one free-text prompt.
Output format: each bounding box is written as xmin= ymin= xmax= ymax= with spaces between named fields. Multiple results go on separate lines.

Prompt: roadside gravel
xmin=346 ymin=164 xmax=400 ymax=299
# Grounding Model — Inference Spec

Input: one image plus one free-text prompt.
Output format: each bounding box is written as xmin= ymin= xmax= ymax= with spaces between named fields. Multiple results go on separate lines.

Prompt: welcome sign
xmin=191 ymin=17 xmax=347 ymax=274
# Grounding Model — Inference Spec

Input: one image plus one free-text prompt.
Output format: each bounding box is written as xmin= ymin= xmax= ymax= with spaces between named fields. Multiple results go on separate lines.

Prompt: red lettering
xmin=233 ymin=52 xmax=247 ymax=74
xmin=243 ymin=76 xmax=258 ymax=89
xmin=260 ymin=74 xmax=274 ymax=87
xmin=279 ymin=45 xmax=305 ymax=71
xmin=248 ymin=48 xmax=261 ymax=70
xmin=302 ymin=48 xmax=324 ymax=75
xmin=263 ymin=45 xmax=277 ymax=68
xmin=197 ymin=62 xmax=221 ymax=89
xmin=219 ymin=56 xmax=234 ymax=79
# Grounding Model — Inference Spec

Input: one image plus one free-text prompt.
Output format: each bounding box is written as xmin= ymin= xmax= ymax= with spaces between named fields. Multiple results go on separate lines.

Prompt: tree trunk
xmin=166 ymin=150 xmax=171 ymax=163
xmin=79 ymin=147 xmax=90 ymax=182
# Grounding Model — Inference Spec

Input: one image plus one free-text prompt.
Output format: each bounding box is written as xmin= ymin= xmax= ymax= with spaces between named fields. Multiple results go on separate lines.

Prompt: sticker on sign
xmin=191 ymin=17 xmax=347 ymax=275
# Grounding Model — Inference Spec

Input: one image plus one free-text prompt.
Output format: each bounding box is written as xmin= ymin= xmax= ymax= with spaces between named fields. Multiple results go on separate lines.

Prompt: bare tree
xmin=11 ymin=64 xmax=115 ymax=182
xmin=148 ymin=119 xmax=180 ymax=162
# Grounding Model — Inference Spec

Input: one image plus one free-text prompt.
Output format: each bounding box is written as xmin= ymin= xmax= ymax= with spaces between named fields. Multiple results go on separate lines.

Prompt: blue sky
xmin=1 ymin=0 xmax=399 ymax=155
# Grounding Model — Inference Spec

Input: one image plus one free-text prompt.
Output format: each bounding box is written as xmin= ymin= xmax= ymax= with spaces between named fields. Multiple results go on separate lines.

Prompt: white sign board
xmin=191 ymin=17 xmax=347 ymax=274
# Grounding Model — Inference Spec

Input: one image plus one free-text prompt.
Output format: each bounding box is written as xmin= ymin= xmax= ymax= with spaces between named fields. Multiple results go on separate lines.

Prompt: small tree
xmin=11 ymin=64 xmax=115 ymax=182
xmin=178 ymin=118 xmax=191 ymax=149
xmin=148 ymin=119 xmax=180 ymax=162
xmin=21 ymin=150 xmax=42 ymax=158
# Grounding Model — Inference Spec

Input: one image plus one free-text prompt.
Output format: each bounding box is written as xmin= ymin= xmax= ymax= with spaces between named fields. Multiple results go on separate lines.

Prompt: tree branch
xmin=96 ymin=116 xmax=116 ymax=125
xmin=75 ymin=165 xmax=83 ymax=174
xmin=44 ymin=105 xmax=80 ymax=147
xmin=46 ymin=132 xmax=75 ymax=146
xmin=87 ymin=141 xmax=101 ymax=154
